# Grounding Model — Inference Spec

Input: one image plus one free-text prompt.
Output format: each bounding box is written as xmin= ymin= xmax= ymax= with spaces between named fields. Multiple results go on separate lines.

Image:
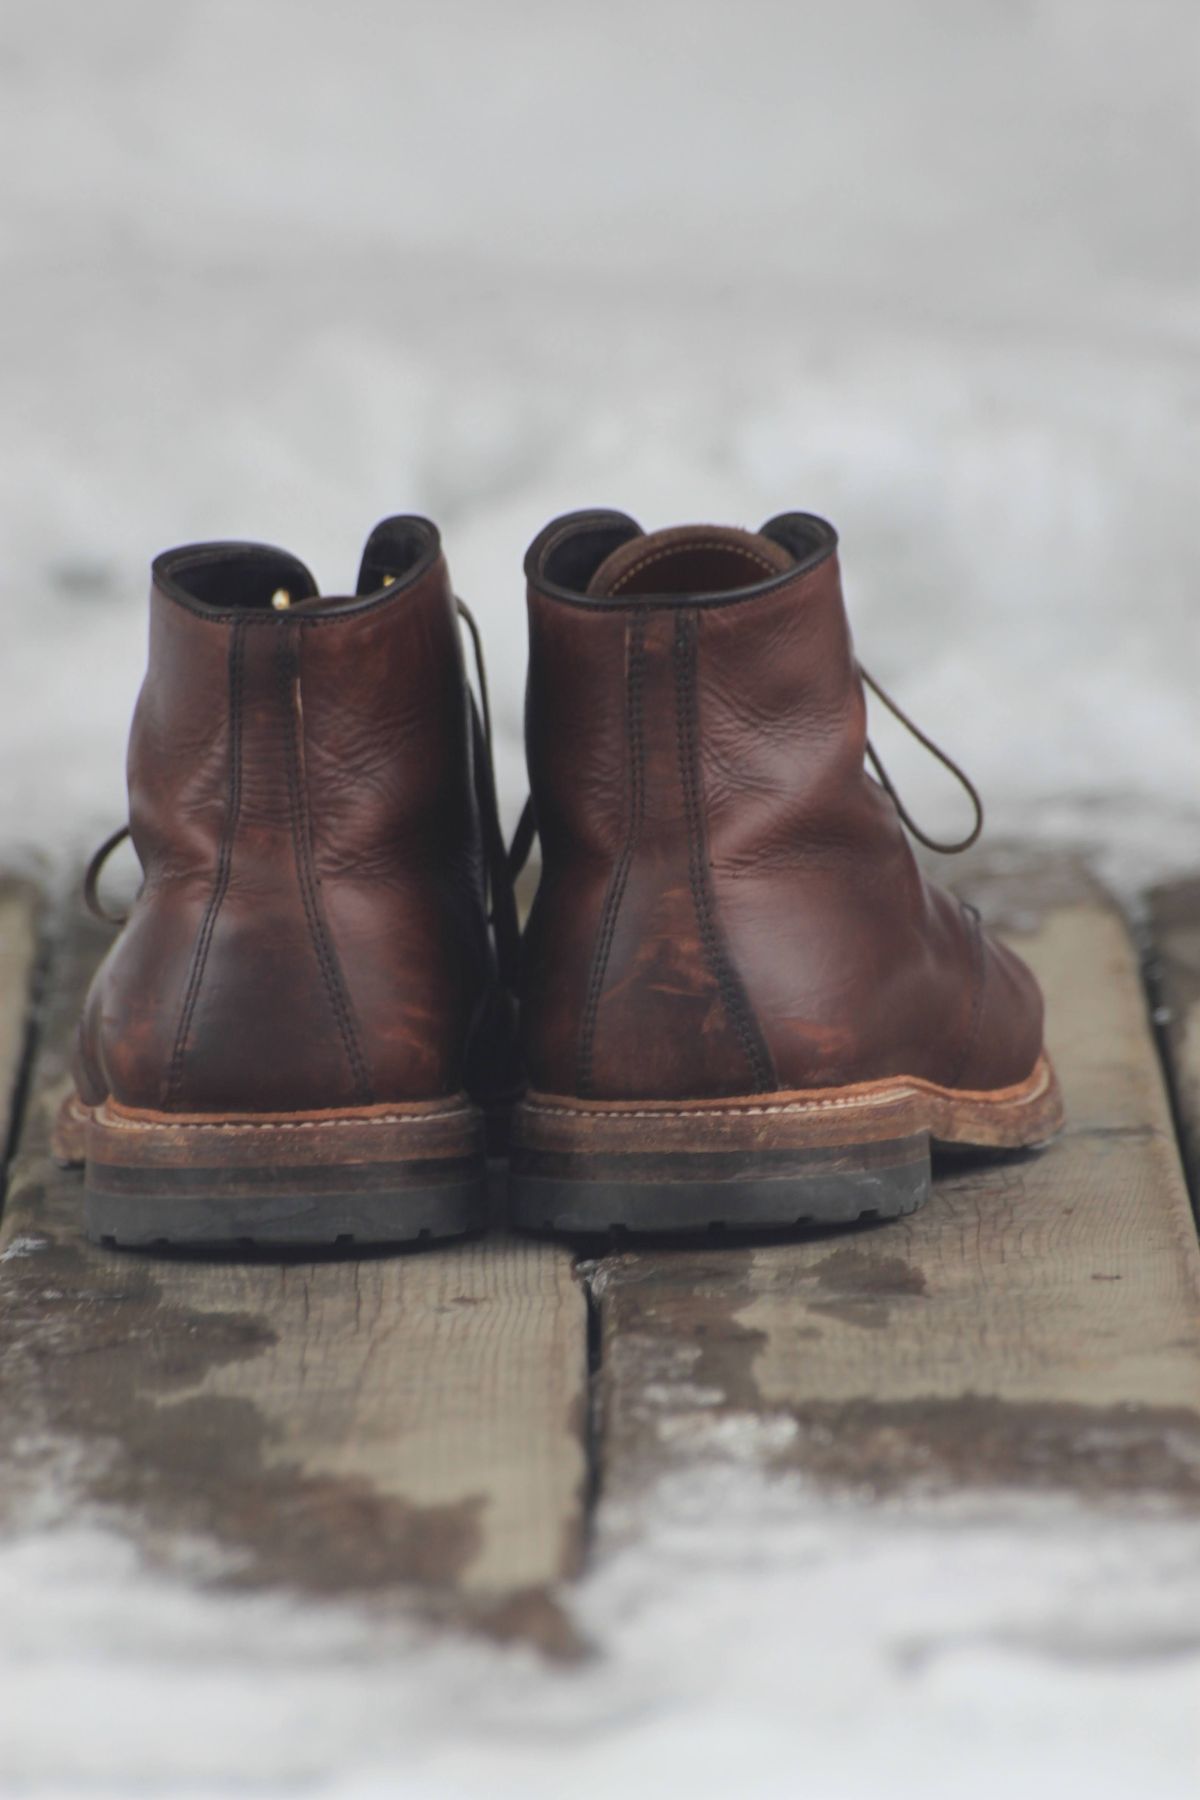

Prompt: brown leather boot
xmin=68 ymin=517 xmax=518 ymax=1248
xmin=510 ymin=509 xmax=1063 ymax=1234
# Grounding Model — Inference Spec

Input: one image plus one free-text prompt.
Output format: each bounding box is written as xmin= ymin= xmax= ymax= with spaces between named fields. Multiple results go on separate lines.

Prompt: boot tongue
xmin=585 ymin=523 xmax=793 ymax=598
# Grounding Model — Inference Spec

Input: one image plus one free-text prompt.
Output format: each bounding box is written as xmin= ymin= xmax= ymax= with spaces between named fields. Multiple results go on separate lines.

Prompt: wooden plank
xmin=0 ymin=897 xmax=588 ymax=1645
xmin=0 ymin=874 xmax=41 ymax=1162
xmin=594 ymin=853 xmax=1200 ymax=1516
xmin=1149 ymin=876 xmax=1200 ymax=1205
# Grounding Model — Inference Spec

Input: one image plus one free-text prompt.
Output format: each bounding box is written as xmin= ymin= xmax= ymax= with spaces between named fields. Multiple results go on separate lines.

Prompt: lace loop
xmin=83 ymin=824 xmax=134 ymax=926
xmin=81 ymin=642 xmax=976 ymax=953
xmin=860 ymin=666 xmax=984 ymax=855
xmin=508 ymin=796 xmax=537 ymax=883
xmin=505 ymin=666 xmax=984 ymax=875
xmin=457 ymin=599 xmax=521 ymax=990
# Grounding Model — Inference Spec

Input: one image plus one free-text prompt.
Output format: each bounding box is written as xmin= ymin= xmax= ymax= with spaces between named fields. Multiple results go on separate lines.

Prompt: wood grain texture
xmin=0 ymin=900 xmax=588 ymax=1629
xmin=0 ymin=875 xmax=41 ymax=1160
xmin=1150 ymin=876 xmax=1200 ymax=1204
xmin=595 ymin=854 xmax=1200 ymax=1510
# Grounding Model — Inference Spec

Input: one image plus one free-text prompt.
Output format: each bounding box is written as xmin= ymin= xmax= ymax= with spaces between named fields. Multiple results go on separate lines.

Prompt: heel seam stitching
xmin=576 ymin=611 xmax=646 ymax=1095
xmin=278 ymin=627 xmax=375 ymax=1105
xmin=166 ymin=617 xmax=247 ymax=1106
xmin=674 ymin=609 xmax=777 ymax=1093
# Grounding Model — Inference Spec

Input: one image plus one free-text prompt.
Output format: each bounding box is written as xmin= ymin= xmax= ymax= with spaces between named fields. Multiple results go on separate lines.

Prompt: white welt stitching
xmin=522 ymin=1065 xmax=1049 ymax=1122
xmin=95 ymin=1108 xmax=475 ymax=1135
xmin=522 ymin=1092 xmax=916 ymax=1120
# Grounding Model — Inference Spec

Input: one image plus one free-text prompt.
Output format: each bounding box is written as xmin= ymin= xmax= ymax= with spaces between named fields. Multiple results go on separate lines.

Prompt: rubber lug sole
xmin=509 ymin=1055 xmax=1064 ymax=1238
xmin=68 ymin=1094 xmax=488 ymax=1250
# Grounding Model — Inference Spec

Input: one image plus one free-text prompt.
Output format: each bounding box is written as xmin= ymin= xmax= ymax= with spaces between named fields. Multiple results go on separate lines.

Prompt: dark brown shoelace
xmin=83 ymin=822 xmax=135 ymax=926
xmin=456 ymin=598 xmax=521 ymax=990
xmin=858 ymin=665 xmax=983 ymax=855
xmin=505 ymin=661 xmax=984 ymax=881
xmin=86 ymin=649 xmax=978 ymax=928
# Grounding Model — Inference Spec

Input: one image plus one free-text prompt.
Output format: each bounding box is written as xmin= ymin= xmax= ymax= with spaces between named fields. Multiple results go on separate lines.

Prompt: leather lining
xmin=154 ymin=517 xmax=443 ymax=623
xmin=587 ymin=524 xmax=793 ymax=599
xmin=527 ymin=509 xmax=838 ymax=610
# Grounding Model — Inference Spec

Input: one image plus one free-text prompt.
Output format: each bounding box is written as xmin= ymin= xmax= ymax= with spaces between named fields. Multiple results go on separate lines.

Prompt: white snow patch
xmin=1 ymin=1470 xmax=1198 ymax=1798
xmin=0 ymin=1236 xmax=49 ymax=1263
xmin=0 ymin=3 xmax=1196 ymax=900
xmin=654 ymin=1409 xmax=800 ymax=1459
xmin=639 ymin=1382 xmax=725 ymax=1410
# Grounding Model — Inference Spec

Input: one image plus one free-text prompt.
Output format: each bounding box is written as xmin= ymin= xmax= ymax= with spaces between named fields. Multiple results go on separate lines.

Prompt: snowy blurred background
xmin=2 ymin=0 xmax=1197 ymax=889
xmin=2 ymin=6 xmax=1200 ymax=1795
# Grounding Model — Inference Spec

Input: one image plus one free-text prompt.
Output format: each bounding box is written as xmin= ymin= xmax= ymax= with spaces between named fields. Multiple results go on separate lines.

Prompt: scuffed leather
xmin=76 ymin=522 xmax=498 ymax=1114
xmin=519 ymin=511 xmax=1045 ymax=1100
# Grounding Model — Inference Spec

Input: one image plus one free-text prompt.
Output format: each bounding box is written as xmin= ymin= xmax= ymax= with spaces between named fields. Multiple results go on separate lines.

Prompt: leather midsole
xmin=514 ymin=1054 xmax=1063 ymax=1157
xmin=63 ymin=1093 xmax=486 ymax=1173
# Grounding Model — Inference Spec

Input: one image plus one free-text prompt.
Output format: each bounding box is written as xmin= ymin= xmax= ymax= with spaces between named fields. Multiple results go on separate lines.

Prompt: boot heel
xmin=510 ymin=1060 xmax=1062 ymax=1238
xmin=511 ymin=1139 xmax=930 ymax=1236
xmin=81 ymin=1095 xmax=487 ymax=1249
xmin=510 ymin=1092 xmax=930 ymax=1236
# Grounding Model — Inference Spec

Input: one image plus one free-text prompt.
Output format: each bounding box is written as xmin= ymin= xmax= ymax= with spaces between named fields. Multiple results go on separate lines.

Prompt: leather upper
xmin=76 ymin=519 xmax=503 ymax=1114
xmin=519 ymin=509 xmax=1046 ymax=1101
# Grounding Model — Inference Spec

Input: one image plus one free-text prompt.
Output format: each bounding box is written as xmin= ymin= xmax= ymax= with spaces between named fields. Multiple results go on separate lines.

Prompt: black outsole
xmin=508 ymin=1154 xmax=930 ymax=1238
xmin=83 ymin=1176 xmax=488 ymax=1250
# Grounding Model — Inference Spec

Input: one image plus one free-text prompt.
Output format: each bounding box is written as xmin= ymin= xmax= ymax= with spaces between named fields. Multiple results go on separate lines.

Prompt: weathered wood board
xmin=1150 ymin=877 xmax=1200 ymax=1207
xmin=5 ymin=854 xmax=1200 ymax=1634
xmin=594 ymin=854 xmax=1200 ymax=1512
xmin=0 ymin=897 xmax=588 ymax=1637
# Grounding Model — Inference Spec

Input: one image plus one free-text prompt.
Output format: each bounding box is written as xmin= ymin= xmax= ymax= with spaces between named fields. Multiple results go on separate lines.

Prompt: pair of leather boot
xmin=65 ymin=510 xmax=1062 ymax=1248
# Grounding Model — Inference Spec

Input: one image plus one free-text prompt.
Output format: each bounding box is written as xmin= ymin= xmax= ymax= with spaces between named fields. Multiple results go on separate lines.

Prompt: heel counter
xmin=87 ymin=540 xmax=486 ymax=1116
xmin=524 ymin=602 xmax=775 ymax=1102
xmin=164 ymin=618 xmax=374 ymax=1113
xmin=93 ymin=616 xmax=376 ymax=1115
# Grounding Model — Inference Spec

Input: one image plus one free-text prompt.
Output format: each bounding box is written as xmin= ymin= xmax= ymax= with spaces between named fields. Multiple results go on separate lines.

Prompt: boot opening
xmin=528 ymin=510 xmax=837 ymax=602
xmin=156 ymin=544 xmax=319 ymax=613
xmin=155 ymin=517 xmax=442 ymax=616
xmin=355 ymin=516 xmax=440 ymax=597
xmin=586 ymin=525 xmax=795 ymax=599
xmin=537 ymin=515 xmax=643 ymax=595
